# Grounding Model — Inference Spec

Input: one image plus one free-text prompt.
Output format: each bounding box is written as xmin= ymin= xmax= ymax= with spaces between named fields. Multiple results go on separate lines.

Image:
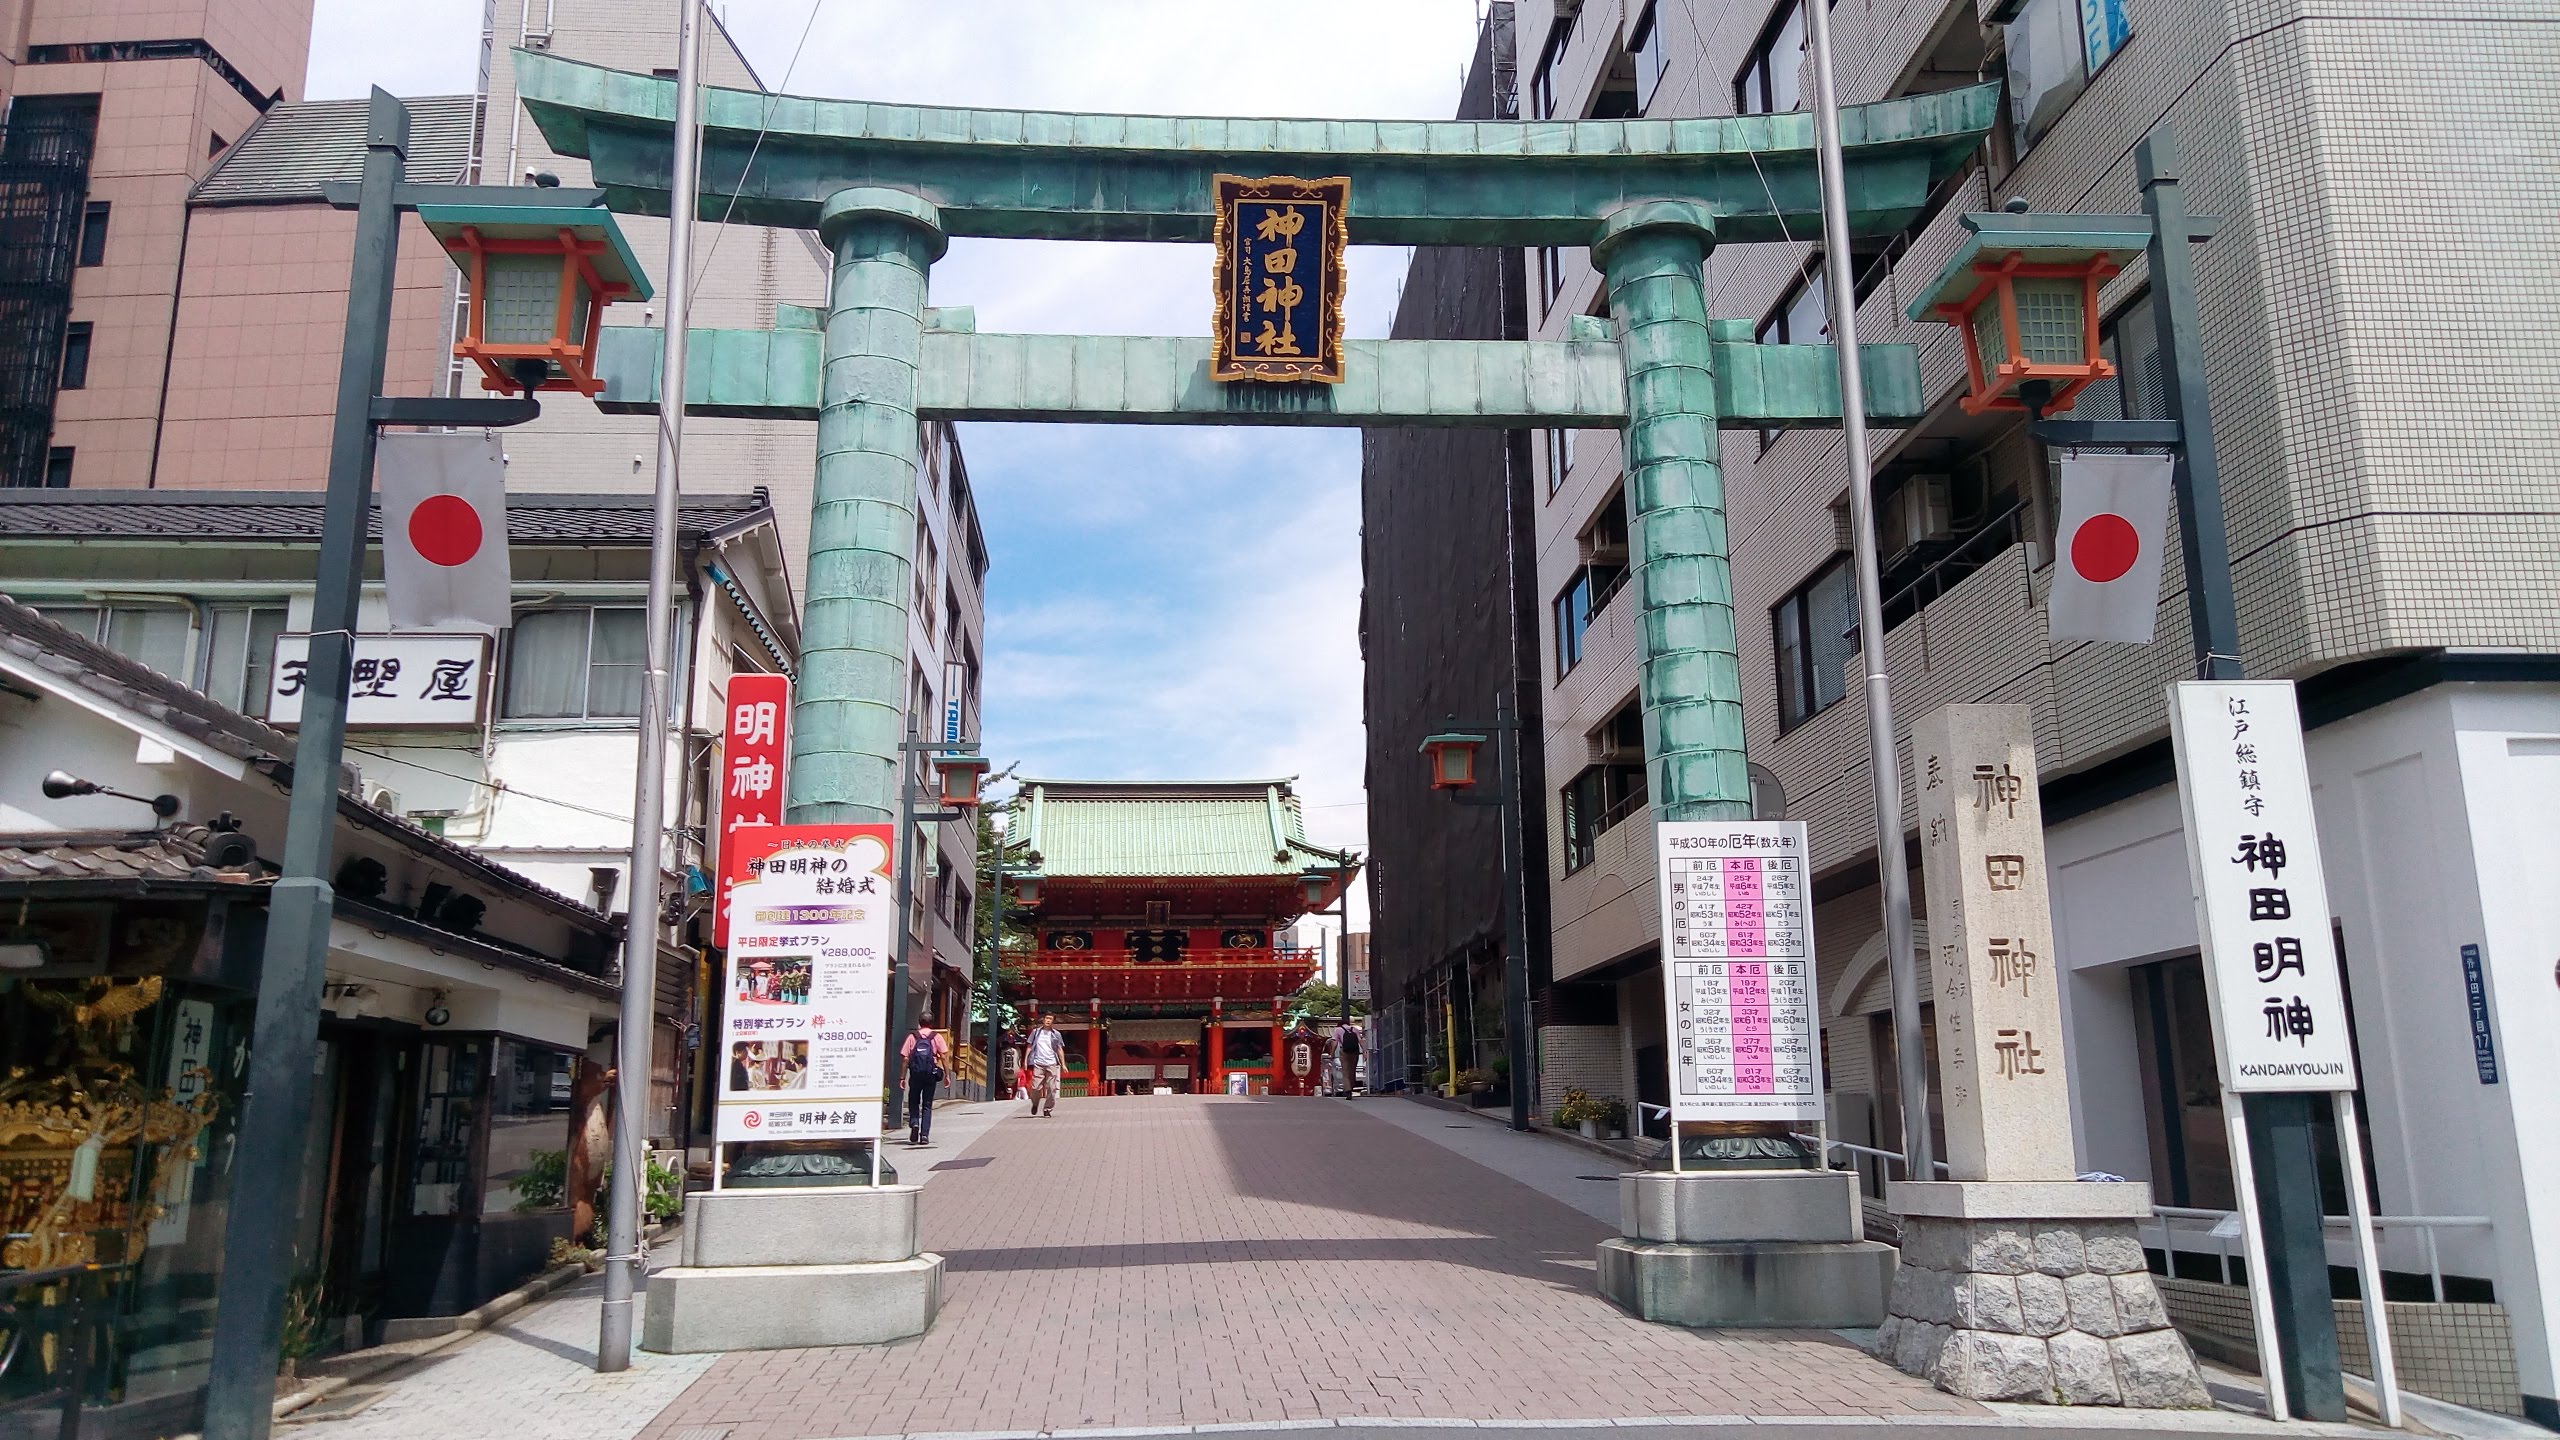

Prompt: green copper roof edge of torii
xmin=589 ymin=327 xmax=1927 ymax=430
xmin=513 ymin=50 xmax=1999 ymax=246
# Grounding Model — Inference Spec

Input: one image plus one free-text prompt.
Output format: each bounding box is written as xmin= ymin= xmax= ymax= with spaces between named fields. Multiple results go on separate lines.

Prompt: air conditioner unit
xmin=1883 ymin=474 xmax=1954 ymax=553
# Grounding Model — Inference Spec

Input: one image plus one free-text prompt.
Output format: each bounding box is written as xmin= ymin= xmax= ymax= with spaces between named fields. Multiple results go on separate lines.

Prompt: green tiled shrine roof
xmin=1020 ymin=779 xmax=1355 ymax=880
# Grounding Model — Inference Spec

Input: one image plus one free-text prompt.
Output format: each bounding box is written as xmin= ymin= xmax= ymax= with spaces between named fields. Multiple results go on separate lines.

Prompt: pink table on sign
xmin=1727 ymin=960 xmax=1774 ymax=1094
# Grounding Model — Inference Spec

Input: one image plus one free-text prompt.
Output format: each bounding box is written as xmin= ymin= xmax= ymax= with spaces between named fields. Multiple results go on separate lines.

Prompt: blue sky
xmin=308 ymin=2 xmax=1490 ymax=927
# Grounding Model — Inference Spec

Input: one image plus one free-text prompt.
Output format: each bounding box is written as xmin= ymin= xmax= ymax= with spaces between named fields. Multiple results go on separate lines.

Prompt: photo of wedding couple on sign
xmin=735 ymin=956 xmax=811 ymax=1006
xmin=727 ymin=1039 xmax=809 ymax=1093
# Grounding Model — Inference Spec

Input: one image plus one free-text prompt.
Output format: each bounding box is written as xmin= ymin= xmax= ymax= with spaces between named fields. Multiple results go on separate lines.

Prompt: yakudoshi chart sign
xmin=2168 ymin=680 xmax=2358 ymax=1092
xmin=714 ymin=673 xmax=790 ymax=948
xmin=717 ymin=824 xmax=896 ymax=1143
xmin=1655 ymin=820 xmax=1822 ymax=1123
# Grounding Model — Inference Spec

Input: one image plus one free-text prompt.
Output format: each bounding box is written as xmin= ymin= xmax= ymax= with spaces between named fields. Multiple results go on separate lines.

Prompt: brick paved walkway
xmin=638 ymin=1096 xmax=1982 ymax=1439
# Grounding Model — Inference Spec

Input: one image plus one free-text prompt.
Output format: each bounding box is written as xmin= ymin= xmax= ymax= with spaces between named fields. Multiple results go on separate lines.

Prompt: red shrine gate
xmin=1011 ymin=779 xmax=1355 ymax=1097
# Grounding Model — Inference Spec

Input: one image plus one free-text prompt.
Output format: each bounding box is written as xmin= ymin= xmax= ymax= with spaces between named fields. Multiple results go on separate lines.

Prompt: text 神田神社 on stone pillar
xmin=1914 ymin=703 xmax=2074 ymax=1182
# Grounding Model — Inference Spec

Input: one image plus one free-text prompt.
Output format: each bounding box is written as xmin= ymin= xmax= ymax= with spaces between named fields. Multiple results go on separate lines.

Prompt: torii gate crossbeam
xmin=514 ymin=55 xmax=1997 ymax=828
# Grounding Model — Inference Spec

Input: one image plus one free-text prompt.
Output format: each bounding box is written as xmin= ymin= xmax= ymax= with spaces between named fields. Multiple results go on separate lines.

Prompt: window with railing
xmin=1553 ymin=559 xmax=1625 ymax=678
xmin=1561 ymin=761 xmax=1646 ymax=874
xmin=1875 ymin=447 xmax=2031 ymax=629
xmin=1774 ymin=556 xmax=1854 ymax=730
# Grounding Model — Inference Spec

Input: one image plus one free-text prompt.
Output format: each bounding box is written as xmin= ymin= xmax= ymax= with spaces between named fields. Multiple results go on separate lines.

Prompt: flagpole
xmin=598 ymin=0 xmax=704 ymax=1372
xmin=1801 ymin=0 xmax=1933 ymax=1183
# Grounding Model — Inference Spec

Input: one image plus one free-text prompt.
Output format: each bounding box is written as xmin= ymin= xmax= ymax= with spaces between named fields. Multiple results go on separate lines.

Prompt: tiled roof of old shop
xmin=0 ymin=830 xmax=267 ymax=886
xmin=0 ymin=490 xmax=772 ymax=545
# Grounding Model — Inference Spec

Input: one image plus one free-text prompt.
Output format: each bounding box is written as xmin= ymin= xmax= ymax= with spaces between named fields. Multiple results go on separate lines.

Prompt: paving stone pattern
xmin=284 ymin=1268 xmax=718 ymax=1439
xmin=638 ymin=1097 xmax=1983 ymax=1439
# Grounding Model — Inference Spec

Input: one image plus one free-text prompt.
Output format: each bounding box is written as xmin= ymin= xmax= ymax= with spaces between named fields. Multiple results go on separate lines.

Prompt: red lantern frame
xmin=1420 ymin=732 xmax=1487 ymax=792
xmin=1935 ymin=253 xmax=2121 ymax=417
xmin=445 ymin=225 xmax=635 ymax=397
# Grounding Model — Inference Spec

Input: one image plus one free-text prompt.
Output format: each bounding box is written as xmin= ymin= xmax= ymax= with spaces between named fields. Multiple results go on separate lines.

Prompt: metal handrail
xmin=1878 ymin=500 xmax=2027 ymax=623
xmin=2148 ymin=1205 xmax=2492 ymax=1303
xmin=1793 ymin=1132 xmax=1953 ymax=1176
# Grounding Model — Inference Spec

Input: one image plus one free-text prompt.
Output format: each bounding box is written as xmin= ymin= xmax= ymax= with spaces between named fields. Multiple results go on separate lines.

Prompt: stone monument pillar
xmin=1877 ymin=703 xmax=2205 ymax=1405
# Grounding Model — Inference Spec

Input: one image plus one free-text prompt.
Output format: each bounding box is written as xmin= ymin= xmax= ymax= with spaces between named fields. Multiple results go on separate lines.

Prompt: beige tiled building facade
xmin=1495 ymin=0 xmax=2560 ymax=1416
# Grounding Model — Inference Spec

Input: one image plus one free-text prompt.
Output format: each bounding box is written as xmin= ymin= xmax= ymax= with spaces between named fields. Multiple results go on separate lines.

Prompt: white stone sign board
xmin=267 ymin=632 xmax=491 ymax=727
xmin=1655 ymin=820 xmax=1821 ymax=1123
xmin=2168 ymin=681 xmax=2358 ymax=1092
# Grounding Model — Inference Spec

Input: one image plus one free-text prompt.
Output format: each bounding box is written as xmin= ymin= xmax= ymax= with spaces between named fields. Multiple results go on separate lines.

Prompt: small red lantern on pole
xmin=1419 ymin=731 xmax=1489 ymax=792
xmin=421 ymin=202 xmax=652 ymax=397
xmin=933 ymin=751 xmax=992 ymax=810
xmin=1910 ymin=213 xmax=2151 ymax=418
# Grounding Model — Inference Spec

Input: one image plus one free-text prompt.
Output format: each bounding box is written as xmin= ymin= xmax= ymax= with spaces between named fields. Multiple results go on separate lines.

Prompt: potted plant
xmin=1458 ymin=1066 xmax=1496 ymax=1096
xmin=1555 ymin=1089 xmax=1629 ymax=1140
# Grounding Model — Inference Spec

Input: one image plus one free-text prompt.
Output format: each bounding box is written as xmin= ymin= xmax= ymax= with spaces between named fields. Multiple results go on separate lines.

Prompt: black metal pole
xmin=980 ymin=821 xmax=1006 ymax=1098
xmin=2140 ymin=125 xmax=2341 ymax=1423
xmin=201 ymin=87 xmax=407 ymax=1440
xmin=1495 ymin=690 xmax=1533 ymax=1132
xmin=890 ymin=716 xmax=918 ymax=1133
xmin=1334 ymin=878 xmax=1351 ymax=1095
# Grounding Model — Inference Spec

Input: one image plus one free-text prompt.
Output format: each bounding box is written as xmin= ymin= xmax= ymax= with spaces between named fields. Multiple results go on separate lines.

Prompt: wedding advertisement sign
xmin=715 ymin=824 xmax=896 ymax=1143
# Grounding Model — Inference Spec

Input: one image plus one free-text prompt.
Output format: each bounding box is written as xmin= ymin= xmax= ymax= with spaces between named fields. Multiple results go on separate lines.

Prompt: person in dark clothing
xmin=900 ymin=1021 xmax=950 ymax=1145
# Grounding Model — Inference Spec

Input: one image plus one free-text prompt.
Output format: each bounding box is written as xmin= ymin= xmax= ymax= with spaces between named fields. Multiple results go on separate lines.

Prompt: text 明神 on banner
xmin=714 ymin=673 xmax=791 ymax=948
xmin=2168 ymin=681 xmax=2358 ymax=1092
xmin=716 ymin=824 xmax=896 ymax=1143
xmin=1655 ymin=820 xmax=1823 ymax=1123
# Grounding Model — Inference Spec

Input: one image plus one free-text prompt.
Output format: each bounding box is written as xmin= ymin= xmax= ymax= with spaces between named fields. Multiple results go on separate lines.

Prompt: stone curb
xmin=1395 ymin=1092 xmax=1661 ymax=1170
xmin=269 ymin=1218 xmax=678 ymax=1419
xmin=800 ymin=1411 xmax=2382 ymax=1440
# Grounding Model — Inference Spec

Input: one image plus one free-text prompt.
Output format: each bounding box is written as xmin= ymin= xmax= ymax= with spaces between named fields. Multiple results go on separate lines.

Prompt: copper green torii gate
xmin=515 ymin=52 xmax=1997 ymax=826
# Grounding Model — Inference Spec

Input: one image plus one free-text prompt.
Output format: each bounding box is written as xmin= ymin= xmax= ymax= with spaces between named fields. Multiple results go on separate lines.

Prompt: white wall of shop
xmin=2048 ymin=680 xmax=2560 ymax=1402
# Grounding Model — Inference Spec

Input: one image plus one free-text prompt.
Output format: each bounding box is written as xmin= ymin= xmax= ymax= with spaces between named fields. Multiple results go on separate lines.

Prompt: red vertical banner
xmin=714 ymin=673 xmax=791 ymax=948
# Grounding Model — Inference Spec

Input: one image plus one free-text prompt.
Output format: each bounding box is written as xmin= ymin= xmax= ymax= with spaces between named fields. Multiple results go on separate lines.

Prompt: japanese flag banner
xmin=2047 ymin=453 xmax=2173 ymax=646
xmin=379 ymin=431 xmax=512 ymax=635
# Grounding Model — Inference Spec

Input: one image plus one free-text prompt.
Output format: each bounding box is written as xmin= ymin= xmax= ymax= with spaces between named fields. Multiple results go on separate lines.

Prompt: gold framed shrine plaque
xmin=1211 ymin=174 xmax=1349 ymax=384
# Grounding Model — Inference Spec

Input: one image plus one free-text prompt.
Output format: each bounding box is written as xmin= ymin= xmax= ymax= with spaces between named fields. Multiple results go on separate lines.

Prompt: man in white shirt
xmin=1026 ymin=1018 xmax=1065 ymax=1117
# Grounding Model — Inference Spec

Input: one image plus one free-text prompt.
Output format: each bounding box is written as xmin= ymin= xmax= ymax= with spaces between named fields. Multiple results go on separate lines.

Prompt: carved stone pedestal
xmin=643 ymin=1186 xmax=942 ymax=1352
xmin=1878 ymin=1181 xmax=2207 ymax=1407
xmin=1598 ymin=1170 xmax=1896 ymax=1328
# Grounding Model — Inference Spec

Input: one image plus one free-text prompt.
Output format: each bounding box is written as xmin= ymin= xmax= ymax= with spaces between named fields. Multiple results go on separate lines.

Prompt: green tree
xmin=1285 ymin=979 xmax=1368 ymax=1028
xmin=971 ymin=778 xmax=1036 ymax=1038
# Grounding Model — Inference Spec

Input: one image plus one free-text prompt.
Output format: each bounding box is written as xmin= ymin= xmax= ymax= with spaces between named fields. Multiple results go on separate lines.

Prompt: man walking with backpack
xmin=900 ymin=1019 xmax=950 ymax=1145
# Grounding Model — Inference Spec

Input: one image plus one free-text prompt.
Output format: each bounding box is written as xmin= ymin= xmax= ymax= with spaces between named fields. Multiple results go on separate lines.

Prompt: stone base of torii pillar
xmin=1598 ymin=1170 xmax=1897 ymax=1329
xmin=644 ymin=1188 xmax=942 ymax=1353
xmin=1877 ymin=1181 xmax=2208 ymax=1407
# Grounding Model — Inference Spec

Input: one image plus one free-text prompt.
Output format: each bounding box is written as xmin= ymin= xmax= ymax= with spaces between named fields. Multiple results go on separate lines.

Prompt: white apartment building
xmin=1509 ymin=0 xmax=2560 ymax=1417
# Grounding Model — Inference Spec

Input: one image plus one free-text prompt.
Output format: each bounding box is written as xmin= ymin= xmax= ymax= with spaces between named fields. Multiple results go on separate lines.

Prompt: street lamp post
xmin=1909 ymin=126 xmax=2351 ymax=1426
xmin=1418 ymin=688 xmax=1534 ymax=1132
xmin=1297 ymin=861 xmax=1357 ymax=1096
xmin=889 ymin=718 xmax=979 ymax=1135
xmin=199 ymin=89 xmax=642 ymax=1440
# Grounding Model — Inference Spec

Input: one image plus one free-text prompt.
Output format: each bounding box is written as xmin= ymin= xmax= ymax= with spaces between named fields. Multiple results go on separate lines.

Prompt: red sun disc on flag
xmin=2070 ymin=513 xmax=2142 ymax=584
xmin=409 ymin=494 xmax=484 ymax=567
